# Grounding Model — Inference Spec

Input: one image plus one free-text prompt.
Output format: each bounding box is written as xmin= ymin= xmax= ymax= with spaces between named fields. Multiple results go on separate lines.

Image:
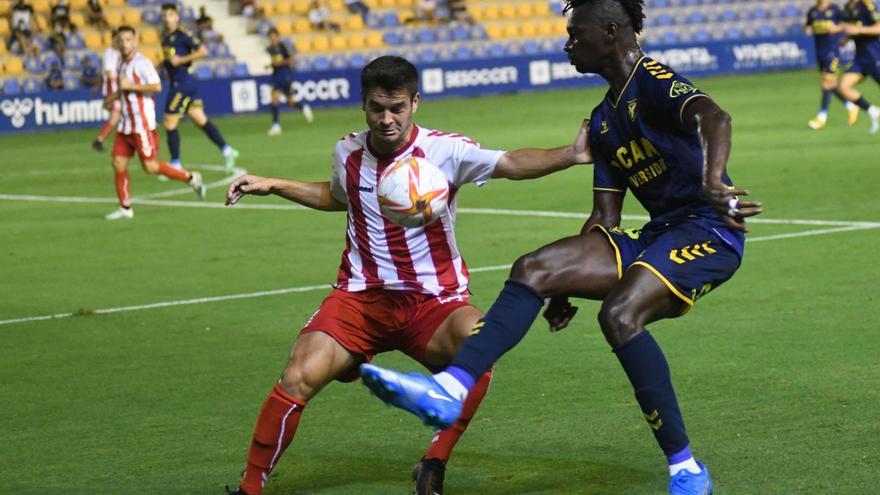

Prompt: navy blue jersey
xmin=844 ymin=0 xmax=880 ymax=61
xmin=588 ymin=57 xmax=742 ymax=252
xmin=267 ymin=42 xmax=294 ymax=79
xmin=805 ymin=4 xmax=844 ymax=59
xmin=162 ymin=28 xmax=200 ymax=86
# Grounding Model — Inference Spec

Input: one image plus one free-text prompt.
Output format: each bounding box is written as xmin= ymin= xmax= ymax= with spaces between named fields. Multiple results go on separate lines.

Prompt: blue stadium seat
xmin=142 ymin=9 xmax=160 ymax=24
xmin=781 ymin=5 xmax=801 ymax=18
xmin=418 ymin=28 xmax=435 ymax=44
xmin=67 ymin=33 xmax=84 ymax=49
xmin=64 ymin=75 xmax=79 ymax=90
xmin=471 ymin=44 xmax=488 ymax=59
xmin=348 ymin=52 xmax=366 ymax=69
xmin=214 ymin=63 xmax=233 ymax=78
xmin=64 ymin=53 xmax=81 ymax=70
xmin=435 ymin=27 xmax=453 ymax=42
xmin=694 ymin=27 xmax=711 ymax=42
xmin=42 ymin=53 xmax=61 ymax=68
xmin=469 ymin=25 xmax=487 ymax=40
xmin=661 ymin=31 xmax=678 ymax=44
xmin=757 ymin=24 xmax=774 ymax=37
xmin=22 ymin=77 xmax=42 ymax=93
xmin=128 ymin=0 xmax=144 ymax=6
xmin=24 ymin=56 xmax=42 ymax=74
xmin=505 ymin=40 xmax=523 ymax=56
xmin=453 ymin=45 xmax=471 ymax=60
xmin=653 ymin=0 xmax=670 ymax=7
xmin=750 ymin=7 xmax=768 ymax=19
xmin=2 ymin=78 xmax=22 ymax=94
xmin=313 ymin=56 xmax=331 ymax=71
xmin=195 ymin=64 xmax=213 ymax=79
xmin=330 ymin=55 xmax=348 ymax=70
xmin=688 ymin=11 xmax=708 ymax=23
xmin=718 ymin=9 xmax=738 ymax=22
xmin=523 ymin=39 xmax=540 ymax=55
xmin=85 ymin=53 xmax=101 ymax=69
xmin=365 ymin=12 xmax=382 ymax=28
xmin=382 ymin=12 xmax=400 ymax=27
xmin=725 ymin=26 xmax=743 ymax=39
xmin=452 ymin=25 xmax=470 ymax=41
xmin=656 ymin=14 xmax=675 ymax=26
xmin=539 ymin=38 xmax=561 ymax=54
xmin=295 ymin=57 xmax=312 ymax=72
xmin=549 ymin=1 xmax=563 ymax=15
xmin=233 ymin=63 xmax=249 ymax=78
xmin=489 ymin=43 xmax=505 ymax=58
xmin=383 ymin=30 xmax=402 ymax=45
xmin=183 ymin=7 xmax=195 ymax=21
xmin=402 ymin=29 xmax=418 ymax=44
xmin=419 ymin=47 xmax=438 ymax=63
xmin=258 ymin=20 xmax=273 ymax=36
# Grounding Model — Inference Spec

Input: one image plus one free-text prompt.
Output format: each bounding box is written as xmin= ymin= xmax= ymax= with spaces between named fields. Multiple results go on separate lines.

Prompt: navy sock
xmin=167 ymin=128 xmax=180 ymax=162
xmin=271 ymin=104 xmax=280 ymax=124
xmin=821 ymin=90 xmax=832 ymax=112
xmin=449 ymin=280 xmax=544 ymax=382
xmin=614 ymin=330 xmax=690 ymax=460
xmin=833 ymin=89 xmax=849 ymax=104
xmin=201 ymin=121 xmax=227 ymax=150
xmin=855 ymin=96 xmax=872 ymax=111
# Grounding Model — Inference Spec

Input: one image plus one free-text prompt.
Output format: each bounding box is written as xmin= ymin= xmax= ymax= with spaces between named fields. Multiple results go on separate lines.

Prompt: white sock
xmin=869 ymin=106 xmax=880 ymax=118
xmin=433 ymin=372 xmax=469 ymax=401
xmin=846 ymin=101 xmax=858 ymax=109
xmin=817 ymin=110 xmax=828 ymax=119
xmin=222 ymin=145 xmax=233 ymax=155
xmin=669 ymin=457 xmax=702 ymax=476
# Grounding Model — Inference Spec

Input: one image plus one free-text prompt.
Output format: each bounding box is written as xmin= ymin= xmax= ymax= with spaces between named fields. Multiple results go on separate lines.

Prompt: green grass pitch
xmin=1 ymin=69 xmax=878 ymax=494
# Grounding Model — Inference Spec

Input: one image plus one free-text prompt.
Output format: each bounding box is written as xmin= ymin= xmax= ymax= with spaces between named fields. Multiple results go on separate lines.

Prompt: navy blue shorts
xmin=164 ymin=85 xmax=203 ymax=115
xmin=272 ymin=75 xmax=293 ymax=95
xmin=590 ymin=220 xmax=743 ymax=314
xmin=817 ymin=55 xmax=840 ymax=74
xmin=846 ymin=56 xmax=880 ymax=82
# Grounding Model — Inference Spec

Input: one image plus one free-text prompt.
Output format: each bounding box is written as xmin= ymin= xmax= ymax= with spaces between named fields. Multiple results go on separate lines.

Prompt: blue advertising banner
xmin=0 ymin=35 xmax=817 ymax=134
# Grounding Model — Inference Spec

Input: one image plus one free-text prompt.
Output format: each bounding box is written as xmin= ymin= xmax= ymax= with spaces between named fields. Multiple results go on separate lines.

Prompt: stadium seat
xmin=482 ymin=5 xmax=499 ymax=20
xmin=275 ymin=19 xmax=293 ymax=35
xmin=102 ymin=30 xmax=114 ymax=47
xmin=67 ymin=32 xmax=84 ymax=49
xmin=417 ymin=27 xmax=434 ymax=43
xmin=295 ymin=57 xmax=311 ymax=72
xmin=330 ymin=34 xmax=347 ymax=51
xmin=516 ymin=2 xmax=533 ymax=17
xmin=292 ymin=0 xmax=309 ymax=14
xmin=0 ymin=18 xmax=8 ymax=37
xmin=348 ymin=33 xmax=366 ymax=50
xmin=419 ymin=47 xmax=437 ymax=63
xmin=311 ymin=36 xmax=330 ymax=52
xmin=345 ymin=15 xmax=364 ymax=30
xmin=64 ymin=74 xmax=79 ymax=90
xmin=330 ymin=54 xmax=347 ymax=69
xmin=348 ymin=52 xmax=366 ymax=68
xmin=451 ymin=25 xmax=469 ymax=41
xmin=35 ymin=14 xmax=48 ymax=31
xmin=501 ymin=22 xmax=519 ymax=38
xmin=24 ymin=56 xmax=42 ymax=74
xmin=379 ymin=0 xmax=394 ymax=7
xmin=365 ymin=31 xmax=383 ymax=48
xmin=70 ymin=0 xmax=86 ymax=8
xmin=128 ymin=0 xmax=144 ymax=6
xmin=381 ymin=11 xmax=400 ymax=27
xmin=0 ymin=0 xmax=9 ymax=15
xmin=214 ymin=63 xmax=232 ymax=78
xmin=293 ymin=17 xmax=311 ymax=33
xmin=194 ymin=64 xmax=213 ymax=79
xmin=233 ymin=62 xmax=249 ymax=77
xmin=259 ymin=2 xmax=274 ymax=16
xmin=64 ymin=53 xmax=81 ymax=70
xmin=328 ymin=0 xmax=343 ymax=10
xmin=499 ymin=4 xmax=516 ymax=18
xmin=22 ymin=76 xmax=41 ymax=93
xmin=313 ymin=55 xmax=330 ymax=70
xmin=489 ymin=42 xmax=505 ymax=58
xmin=661 ymin=30 xmax=678 ymax=43
xmin=519 ymin=20 xmax=537 ymax=37
xmin=0 ymin=42 xmax=7 ymax=56
xmin=275 ymin=0 xmax=292 ymax=15
xmin=293 ymin=37 xmax=312 ymax=53
xmin=2 ymin=78 xmax=21 ymax=94
xmin=383 ymin=30 xmax=401 ymax=45
xmin=124 ymin=8 xmax=142 ymax=25
xmin=532 ymin=1 xmax=550 ymax=16
xmin=105 ymin=10 xmax=123 ymax=26
xmin=4 ymin=57 xmax=24 ymax=76
xmin=32 ymin=0 xmax=49 ymax=13
xmin=142 ymin=9 xmax=160 ymax=24
xmin=485 ymin=23 xmax=502 ymax=39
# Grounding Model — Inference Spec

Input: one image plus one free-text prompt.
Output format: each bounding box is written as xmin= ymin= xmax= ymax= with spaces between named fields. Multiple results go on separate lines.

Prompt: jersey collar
xmin=366 ymin=124 xmax=420 ymax=162
xmin=607 ymin=55 xmax=647 ymax=109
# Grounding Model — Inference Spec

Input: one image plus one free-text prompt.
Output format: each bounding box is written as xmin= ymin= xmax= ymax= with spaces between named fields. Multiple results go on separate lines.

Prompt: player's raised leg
xmin=188 ymin=105 xmax=239 ymax=173
xmin=134 ymin=129 xmax=206 ymax=198
xmin=838 ymin=72 xmax=880 ymax=131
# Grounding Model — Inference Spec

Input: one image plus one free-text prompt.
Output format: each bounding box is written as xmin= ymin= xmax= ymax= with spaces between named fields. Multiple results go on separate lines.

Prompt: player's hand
xmin=703 ymin=182 xmax=763 ymax=232
xmin=118 ymin=77 xmax=133 ymax=90
xmin=170 ymin=55 xmax=185 ymax=67
xmin=572 ymin=118 xmax=592 ymax=164
xmin=544 ymin=296 xmax=578 ymax=332
xmin=226 ymin=174 xmax=274 ymax=205
xmin=843 ymin=24 xmax=862 ymax=35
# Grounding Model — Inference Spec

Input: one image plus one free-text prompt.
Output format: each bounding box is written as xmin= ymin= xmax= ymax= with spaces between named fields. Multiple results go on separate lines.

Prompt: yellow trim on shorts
xmin=630 ymin=261 xmax=694 ymax=315
xmin=588 ymin=224 xmax=623 ymax=280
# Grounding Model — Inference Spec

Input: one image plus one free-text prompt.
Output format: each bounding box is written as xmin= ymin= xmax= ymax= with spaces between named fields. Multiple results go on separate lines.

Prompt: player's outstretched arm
xmin=491 ymin=119 xmax=592 ymax=180
xmin=685 ymin=97 xmax=762 ymax=232
xmin=844 ymin=23 xmax=880 ymax=35
xmin=226 ymin=174 xmax=346 ymax=211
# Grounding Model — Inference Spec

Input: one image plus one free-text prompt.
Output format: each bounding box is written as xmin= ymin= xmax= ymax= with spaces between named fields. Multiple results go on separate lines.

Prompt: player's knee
xmin=597 ymin=302 xmax=640 ymax=347
xmin=142 ymin=160 xmax=159 ymax=174
xmin=279 ymin=363 xmax=317 ymax=400
xmin=510 ymin=252 xmax=550 ymax=295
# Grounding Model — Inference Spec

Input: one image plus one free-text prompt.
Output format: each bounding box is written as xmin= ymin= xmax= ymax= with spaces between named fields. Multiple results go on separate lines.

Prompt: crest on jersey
xmin=600 ymin=120 xmax=609 ymax=134
xmin=669 ymin=80 xmax=698 ymax=98
xmin=627 ymin=99 xmax=638 ymax=122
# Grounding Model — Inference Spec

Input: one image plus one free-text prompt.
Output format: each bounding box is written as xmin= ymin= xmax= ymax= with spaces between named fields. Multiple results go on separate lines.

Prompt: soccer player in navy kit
xmin=804 ymin=0 xmax=859 ymax=129
xmin=160 ymin=3 xmax=239 ymax=172
xmin=359 ymin=0 xmax=763 ymax=493
xmin=266 ymin=28 xmax=313 ymax=136
xmin=840 ymin=0 xmax=880 ymax=133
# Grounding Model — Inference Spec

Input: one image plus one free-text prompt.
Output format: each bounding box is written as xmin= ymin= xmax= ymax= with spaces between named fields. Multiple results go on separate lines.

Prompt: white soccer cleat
xmin=189 ymin=171 xmax=207 ymax=199
xmin=105 ymin=207 xmax=134 ymax=220
xmin=223 ymin=147 xmax=240 ymax=174
xmin=302 ymin=103 xmax=314 ymax=124
xmin=868 ymin=106 xmax=880 ymax=134
xmin=267 ymin=124 xmax=282 ymax=136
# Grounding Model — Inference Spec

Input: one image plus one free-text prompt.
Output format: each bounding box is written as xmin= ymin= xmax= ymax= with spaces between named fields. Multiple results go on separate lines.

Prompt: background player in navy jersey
xmin=804 ymin=0 xmax=859 ymax=129
xmin=266 ymin=27 xmax=313 ymax=136
xmin=839 ymin=0 xmax=880 ymax=132
xmin=360 ymin=0 xmax=763 ymax=493
xmin=160 ymin=3 xmax=239 ymax=172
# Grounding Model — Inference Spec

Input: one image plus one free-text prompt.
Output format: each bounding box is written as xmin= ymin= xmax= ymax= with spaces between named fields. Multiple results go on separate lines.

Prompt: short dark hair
xmin=117 ymin=24 xmax=136 ymax=35
xmin=563 ymin=0 xmax=645 ymax=34
xmin=268 ymin=27 xmax=279 ymax=36
xmin=160 ymin=2 xmax=177 ymax=11
xmin=360 ymin=56 xmax=419 ymax=102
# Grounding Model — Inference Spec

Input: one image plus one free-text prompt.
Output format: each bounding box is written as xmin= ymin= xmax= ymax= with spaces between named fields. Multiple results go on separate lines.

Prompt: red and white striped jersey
xmin=330 ymin=125 xmax=505 ymax=296
xmin=116 ymin=52 xmax=161 ymax=135
xmin=101 ymin=47 xmax=120 ymax=97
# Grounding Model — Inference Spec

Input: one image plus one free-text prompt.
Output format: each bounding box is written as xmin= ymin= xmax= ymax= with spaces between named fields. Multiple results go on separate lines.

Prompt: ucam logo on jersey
xmin=1 ymin=97 xmax=107 ymax=129
xmin=647 ymin=47 xmax=719 ymax=73
xmin=732 ymin=41 xmax=808 ymax=69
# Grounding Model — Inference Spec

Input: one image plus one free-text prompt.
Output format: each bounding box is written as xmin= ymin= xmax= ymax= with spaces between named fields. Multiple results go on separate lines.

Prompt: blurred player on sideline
xmin=839 ymin=0 xmax=880 ymax=133
xmin=160 ymin=3 xmax=239 ymax=172
xmin=223 ymin=56 xmax=591 ymax=495
xmin=104 ymin=25 xmax=206 ymax=220
xmin=266 ymin=27 xmax=313 ymax=136
xmin=803 ymin=0 xmax=859 ymax=129
xmin=92 ymin=29 xmax=121 ymax=151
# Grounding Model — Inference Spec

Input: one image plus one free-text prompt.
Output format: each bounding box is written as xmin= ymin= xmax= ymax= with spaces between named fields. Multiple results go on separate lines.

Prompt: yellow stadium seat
xmin=485 ymin=22 xmax=502 ymax=38
xmin=328 ymin=0 xmax=343 ymax=10
xmin=397 ymin=9 xmax=414 ymax=23
xmin=70 ymin=12 xmax=85 ymax=27
xmin=378 ymin=0 xmax=394 ymax=8
xmin=364 ymin=0 xmax=378 ymax=7
xmin=347 ymin=32 xmax=365 ymax=50
xmin=467 ymin=5 xmax=482 ymax=21
xmin=140 ymin=27 xmax=159 ymax=44
xmin=516 ymin=2 xmax=533 ymax=17
xmin=536 ymin=19 xmax=553 ymax=36
xmin=123 ymin=8 xmax=141 ymax=25
xmin=32 ymin=0 xmax=49 ymax=13
xmin=0 ymin=64 xmax=5 ymax=75
xmin=533 ymin=1 xmax=550 ymax=16
xmin=106 ymin=0 xmax=124 ymax=7
xmin=345 ymin=15 xmax=364 ymax=30
xmin=501 ymin=22 xmax=519 ymax=38
xmin=102 ymin=29 xmax=113 ymax=45
xmin=4 ymin=57 xmax=24 ymax=76
xmin=292 ymin=0 xmax=309 ymax=14
xmin=0 ymin=0 xmax=11 ymax=16
xmin=259 ymin=2 xmax=274 ymax=16
xmin=0 ymin=40 xmax=7 ymax=56
xmin=104 ymin=10 xmax=122 ymax=26
xmin=276 ymin=19 xmax=293 ymax=35
xmin=70 ymin=0 xmax=87 ymax=9
xmin=499 ymin=4 xmax=516 ymax=18
xmin=520 ymin=20 xmax=536 ymax=37
xmin=0 ymin=18 xmax=9 ymax=36
xmin=293 ymin=17 xmax=311 ymax=33
xmin=142 ymin=48 xmax=161 ymax=64
xmin=397 ymin=0 xmax=414 ymax=7
xmin=84 ymin=31 xmax=102 ymax=49
xmin=482 ymin=5 xmax=499 ymax=20
xmin=365 ymin=31 xmax=383 ymax=48
xmin=553 ymin=18 xmax=566 ymax=35
xmin=35 ymin=14 xmax=49 ymax=31
xmin=293 ymin=37 xmax=312 ymax=53
xmin=329 ymin=34 xmax=346 ymax=50
xmin=274 ymin=0 xmax=291 ymax=15
xmin=311 ymin=36 xmax=329 ymax=51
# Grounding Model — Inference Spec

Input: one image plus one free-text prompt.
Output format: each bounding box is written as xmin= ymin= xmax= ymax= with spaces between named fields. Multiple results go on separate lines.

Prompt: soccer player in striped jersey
xmin=104 ymin=25 xmax=205 ymax=220
xmin=840 ymin=0 xmax=880 ymax=133
xmin=92 ymin=30 xmax=122 ymax=151
xmin=223 ymin=56 xmax=591 ymax=495
xmin=803 ymin=0 xmax=860 ymax=129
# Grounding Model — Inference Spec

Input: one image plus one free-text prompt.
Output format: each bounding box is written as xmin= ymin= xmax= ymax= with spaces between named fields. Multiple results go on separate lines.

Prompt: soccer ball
xmin=377 ymin=156 xmax=450 ymax=228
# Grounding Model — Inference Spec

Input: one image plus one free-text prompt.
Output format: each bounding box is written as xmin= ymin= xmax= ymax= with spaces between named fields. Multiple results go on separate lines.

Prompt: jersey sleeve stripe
xmin=678 ymin=93 xmax=710 ymax=125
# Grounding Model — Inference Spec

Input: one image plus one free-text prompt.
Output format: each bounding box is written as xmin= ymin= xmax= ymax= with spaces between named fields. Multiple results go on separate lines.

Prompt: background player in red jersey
xmin=223 ymin=56 xmax=591 ymax=495
xmin=92 ymin=30 xmax=122 ymax=152
xmin=104 ymin=25 xmax=205 ymax=220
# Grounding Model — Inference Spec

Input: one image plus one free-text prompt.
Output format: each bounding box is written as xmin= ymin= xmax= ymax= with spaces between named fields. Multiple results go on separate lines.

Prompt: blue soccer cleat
xmin=360 ymin=364 xmax=463 ymax=429
xmin=669 ymin=461 xmax=713 ymax=495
